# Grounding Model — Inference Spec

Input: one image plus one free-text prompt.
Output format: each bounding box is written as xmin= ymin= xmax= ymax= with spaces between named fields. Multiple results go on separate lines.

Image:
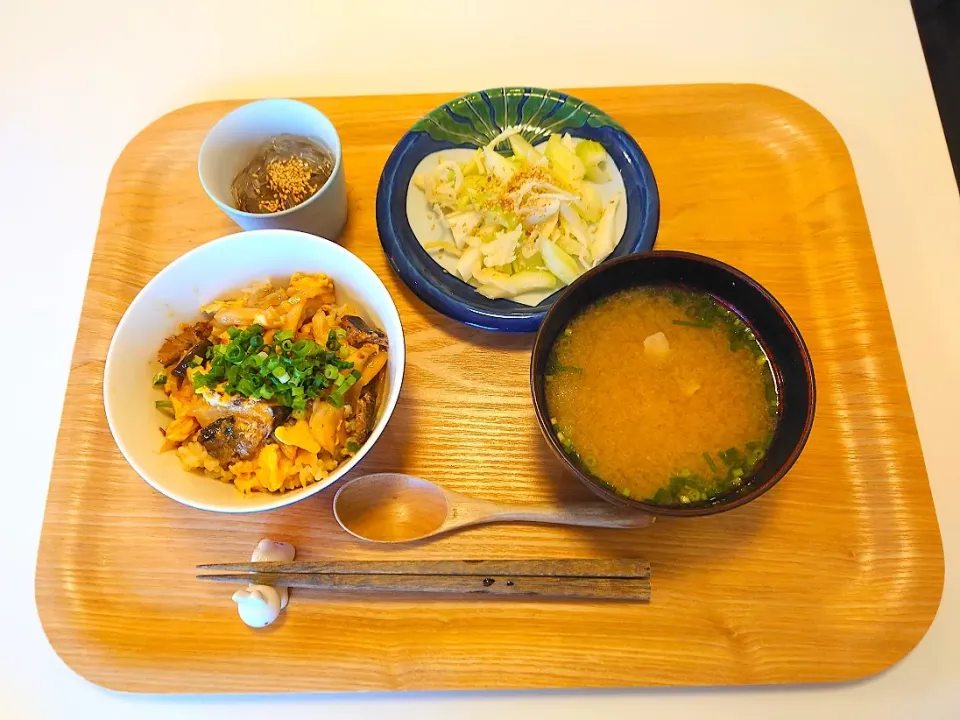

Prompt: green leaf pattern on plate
xmin=411 ymin=87 xmax=625 ymax=150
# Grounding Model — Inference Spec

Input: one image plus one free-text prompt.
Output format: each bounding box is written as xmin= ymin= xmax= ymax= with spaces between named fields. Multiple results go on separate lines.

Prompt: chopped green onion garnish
xmin=703 ymin=453 xmax=717 ymax=472
xmin=152 ymin=372 xmax=167 ymax=385
xmin=346 ymin=439 xmax=360 ymax=453
xmin=155 ymin=400 xmax=173 ymax=409
xmin=326 ymin=329 xmax=339 ymax=350
xmin=174 ymin=316 xmax=384 ymax=411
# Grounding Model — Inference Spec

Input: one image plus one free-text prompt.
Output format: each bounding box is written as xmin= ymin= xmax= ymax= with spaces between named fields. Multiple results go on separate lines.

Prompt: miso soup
xmin=544 ymin=286 xmax=778 ymax=506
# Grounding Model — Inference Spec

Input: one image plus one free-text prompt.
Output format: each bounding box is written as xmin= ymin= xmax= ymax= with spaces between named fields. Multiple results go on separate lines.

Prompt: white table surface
xmin=3 ymin=0 xmax=959 ymax=717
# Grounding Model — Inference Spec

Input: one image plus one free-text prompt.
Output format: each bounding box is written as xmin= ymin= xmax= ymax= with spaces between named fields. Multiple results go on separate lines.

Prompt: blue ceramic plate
xmin=376 ymin=87 xmax=660 ymax=332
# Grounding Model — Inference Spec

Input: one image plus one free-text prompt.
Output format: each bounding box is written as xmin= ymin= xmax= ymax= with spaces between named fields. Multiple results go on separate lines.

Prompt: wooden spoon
xmin=332 ymin=473 xmax=654 ymax=543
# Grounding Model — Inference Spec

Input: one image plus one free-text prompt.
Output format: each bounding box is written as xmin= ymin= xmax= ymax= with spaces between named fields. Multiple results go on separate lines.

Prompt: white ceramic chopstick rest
xmin=232 ymin=539 xmax=296 ymax=628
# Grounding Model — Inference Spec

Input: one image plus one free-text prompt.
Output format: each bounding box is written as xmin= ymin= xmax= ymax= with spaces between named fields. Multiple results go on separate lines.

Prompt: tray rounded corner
xmin=842 ymin=563 xmax=945 ymax=686
xmin=35 ymin=563 xmax=140 ymax=694
xmin=736 ymin=83 xmax=857 ymax=162
xmin=893 ymin=559 xmax=947 ymax=665
xmin=105 ymin=98 xmax=242 ymax=191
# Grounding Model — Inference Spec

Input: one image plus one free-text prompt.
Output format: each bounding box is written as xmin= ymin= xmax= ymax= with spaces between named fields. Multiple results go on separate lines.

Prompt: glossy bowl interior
xmin=531 ymin=251 xmax=815 ymax=517
xmin=104 ymin=230 xmax=405 ymax=513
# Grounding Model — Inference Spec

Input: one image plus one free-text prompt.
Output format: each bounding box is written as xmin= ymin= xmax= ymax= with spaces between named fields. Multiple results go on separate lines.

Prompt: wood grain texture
xmin=34 ymin=84 xmax=944 ymax=693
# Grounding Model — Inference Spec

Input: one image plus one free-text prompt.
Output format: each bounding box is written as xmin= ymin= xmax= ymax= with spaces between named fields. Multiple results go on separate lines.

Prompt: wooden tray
xmin=35 ymin=84 xmax=944 ymax=693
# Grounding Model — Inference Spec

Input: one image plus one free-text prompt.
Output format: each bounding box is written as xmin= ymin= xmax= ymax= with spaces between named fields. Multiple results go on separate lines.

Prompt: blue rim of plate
xmin=376 ymin=87 xmax=660 ymax=332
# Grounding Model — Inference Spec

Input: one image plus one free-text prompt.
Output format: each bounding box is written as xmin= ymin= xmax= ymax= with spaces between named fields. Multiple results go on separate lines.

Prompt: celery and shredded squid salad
xmin=410 ymin=127 xmax=627 ymax=306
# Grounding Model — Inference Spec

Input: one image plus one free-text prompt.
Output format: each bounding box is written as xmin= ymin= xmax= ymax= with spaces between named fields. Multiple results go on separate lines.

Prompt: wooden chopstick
xmin=197 ymin=572 xmax=651 ymax=601
xmin=196 ymin=558 xmax=650 ymax=579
